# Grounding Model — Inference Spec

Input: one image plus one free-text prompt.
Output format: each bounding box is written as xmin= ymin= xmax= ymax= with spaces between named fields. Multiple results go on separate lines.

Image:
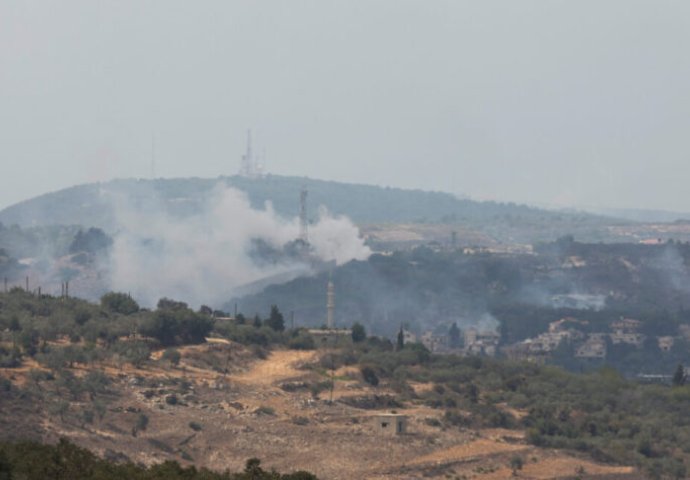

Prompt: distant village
xmin=405 ymin=317 xmax=684 ymax=364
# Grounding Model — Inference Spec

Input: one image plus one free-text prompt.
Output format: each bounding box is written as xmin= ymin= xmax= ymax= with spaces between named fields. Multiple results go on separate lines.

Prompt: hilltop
xmin=0 ymin=175 xmax=622 ymax=245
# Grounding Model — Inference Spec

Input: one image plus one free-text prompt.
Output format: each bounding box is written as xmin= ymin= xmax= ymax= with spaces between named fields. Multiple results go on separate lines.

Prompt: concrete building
xmin=611 ymin=318 xmax=642 ymax=334
xmin=657 ymin=336 xmax=675 ymax=352
xmin=420 ymin=331 xmax=446 ymax=353
xmin=374 ymin=414 xmax=408 ymax=435
xmin=575 ymin=334 xmax=607 ymax=359
xmin=464 ymin=328 xmax=500 ymax=356
xmin=609 ymin=332 xmax=646 ymax=347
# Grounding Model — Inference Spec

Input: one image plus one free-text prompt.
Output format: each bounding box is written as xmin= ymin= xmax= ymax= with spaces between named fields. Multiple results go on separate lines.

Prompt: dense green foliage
xmin=139 ymin=301 xmax=213 ymax=346
xmin=100 ymin=292 xmax=140 ymax=315
xmin=0 ymin=291 xmax=310 ymax=375
xmin=69 ymin=228 xmax=112 ymax=255
xmin=0 ymin=439 xmax=318 ymax=479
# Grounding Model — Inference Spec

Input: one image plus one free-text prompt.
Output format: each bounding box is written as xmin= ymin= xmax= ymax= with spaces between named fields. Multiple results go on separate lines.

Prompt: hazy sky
xmin=1 ymin=1 xmax=689 ymax=212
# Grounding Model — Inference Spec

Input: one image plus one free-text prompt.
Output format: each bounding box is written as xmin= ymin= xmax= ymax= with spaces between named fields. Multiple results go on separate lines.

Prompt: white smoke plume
xmin=107 ymin=184 xmax=370 ymax=308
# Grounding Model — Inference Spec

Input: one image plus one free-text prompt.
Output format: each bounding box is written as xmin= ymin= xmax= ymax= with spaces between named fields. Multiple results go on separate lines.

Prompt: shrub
xmin=360 ymin=366 xmax=379 ymax=387
xmin=351 ymin=322 xmax=366 ymax=342
xmin=288 ymin=331 xmax=315 ymax=350
xmin=132 ymin=413 xmax=149 ymax=437
xmin=162 ymin=348 xmax=181 ymax=366
xmin=255 ymin=405 xmax=275 ymax=416
xmin=292 ymin=416 xmax=309 ymax=426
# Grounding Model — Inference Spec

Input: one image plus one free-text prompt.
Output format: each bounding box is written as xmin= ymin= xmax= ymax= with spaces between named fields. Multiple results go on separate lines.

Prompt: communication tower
xmin=299 ymin=187 xmax=309 ymax=243
xmin=238 ymin=129 xmax=265 ymax=178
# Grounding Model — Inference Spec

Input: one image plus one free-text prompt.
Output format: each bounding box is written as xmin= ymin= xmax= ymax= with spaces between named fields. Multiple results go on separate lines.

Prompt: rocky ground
xmin=0 ymin=341 xmax=644 ymax=479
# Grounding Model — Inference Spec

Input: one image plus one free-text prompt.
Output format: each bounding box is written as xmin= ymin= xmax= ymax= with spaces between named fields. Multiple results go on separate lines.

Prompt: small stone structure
xmin=308 ymin=328 xmax=352 ymax=348
xmin=374 ymin=413 xmax=408 ymax=435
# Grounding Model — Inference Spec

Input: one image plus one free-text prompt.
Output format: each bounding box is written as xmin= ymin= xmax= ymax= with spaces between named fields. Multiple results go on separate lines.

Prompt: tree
xmin=132 ymin=413 xmax=149 ymax=437
xmin=244 ymin=458 xmax=264 ymax=477
xmin=449 ymin=322 xmax=461 ymax=348
xmin=100 ymin=292 xmax=139 ymax=315
xmin=49 ymin=400 xmax=69 ymax=422
xmin=265 ymin=305 xmax=285 ymax=332
xmin=673 ymin=364 xmax=686 ymax=386
xmin=93 ymin=400 xmax=107 ymax=423
xmin=69 ymin=227 xmax=112 ymax=254
xmin=351 ymin=322 xmax=366 ymax=343
xmin=83 ymin=370 xmax=110 ymax=399
xmin=157 ymin=297 xmax=188 ymax=311
xmin=111 ymin=340 xmax=150 ymax=368
xmin=509 ymin=455 xmax=523 ymax=475
xmin=360 ymin=366 xmax=379 ymax=386
xmin=397 ymin=324 xmax=404 ymax=351
xmin=81 ymin=409 xmax=94 ymax=427
xmin=139 ymin=308 xmax=211 ymax=346
xmin=8 ymin=316 xmax=20 ymax=332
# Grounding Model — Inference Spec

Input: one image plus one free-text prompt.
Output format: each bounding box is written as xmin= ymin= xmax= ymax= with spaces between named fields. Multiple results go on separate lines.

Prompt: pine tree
xmin=397 ymin=324 xmax=404 ymax=351
xmin=351 ymin=322 xmax=366 ymax=342
xmin=266 ymin=305 xmax=285 ymax=332
xmin=673 ymin=364 xmax=686 ymax=386
xmin=449 ymin=322 xmax=461 ymax=348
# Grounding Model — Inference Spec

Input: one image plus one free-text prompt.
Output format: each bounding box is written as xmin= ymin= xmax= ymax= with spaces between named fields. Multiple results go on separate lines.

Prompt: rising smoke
xmin=108 ymin=184 xmax=370 ymax=308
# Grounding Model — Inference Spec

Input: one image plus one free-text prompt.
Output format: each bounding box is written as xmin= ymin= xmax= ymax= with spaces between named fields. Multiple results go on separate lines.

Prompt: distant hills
xmin=0 ymin=175 xmax=620 ymax=241
xmin=582 ymin=206 xmax=690 ymax=223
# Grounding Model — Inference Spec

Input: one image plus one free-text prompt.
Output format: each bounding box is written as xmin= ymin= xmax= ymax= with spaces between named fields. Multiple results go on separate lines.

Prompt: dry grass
xmin=0 ymin=344 xmax=642 ymax=480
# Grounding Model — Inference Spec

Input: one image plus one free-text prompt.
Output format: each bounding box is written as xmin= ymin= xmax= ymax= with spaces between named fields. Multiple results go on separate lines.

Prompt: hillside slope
xmin=0 ymin=175 xmax=617 ymax=236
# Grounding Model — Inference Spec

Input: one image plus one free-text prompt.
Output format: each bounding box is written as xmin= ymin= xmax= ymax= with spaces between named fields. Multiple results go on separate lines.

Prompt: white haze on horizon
xmin=107 ymin=184 xmax=371 ymax=308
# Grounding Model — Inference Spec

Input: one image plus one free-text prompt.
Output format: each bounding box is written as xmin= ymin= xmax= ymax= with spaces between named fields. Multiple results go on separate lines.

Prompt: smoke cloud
xmin=108 ymin=184 xmax=370 ymax=308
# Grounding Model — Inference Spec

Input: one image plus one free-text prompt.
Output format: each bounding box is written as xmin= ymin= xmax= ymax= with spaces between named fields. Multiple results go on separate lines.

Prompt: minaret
xmin=326 ymin=279 xmax=335 ymax=329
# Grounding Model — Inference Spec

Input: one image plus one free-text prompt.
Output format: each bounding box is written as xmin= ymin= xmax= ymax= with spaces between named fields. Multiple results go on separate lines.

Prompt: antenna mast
xmin=299 ymin=187 xmax=309 ymax=243
xmin=240 ymin=129 xmax=254 ymax=176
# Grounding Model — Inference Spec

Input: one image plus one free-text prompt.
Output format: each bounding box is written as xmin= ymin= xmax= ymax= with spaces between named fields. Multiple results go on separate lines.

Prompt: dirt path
xmin=407 ymin=438 xmax=528 ymax=466
xmin=232 ymin=350 xmax=317 ymax=386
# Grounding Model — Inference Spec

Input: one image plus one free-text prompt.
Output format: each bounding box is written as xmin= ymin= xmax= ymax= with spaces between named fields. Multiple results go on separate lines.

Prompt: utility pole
xmin=329 ymin=353 xmax=335 ymax=405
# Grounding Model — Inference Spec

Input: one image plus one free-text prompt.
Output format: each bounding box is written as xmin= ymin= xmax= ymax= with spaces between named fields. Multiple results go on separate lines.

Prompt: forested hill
xmin=0 ymin=175 xmax=615 ymax=231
